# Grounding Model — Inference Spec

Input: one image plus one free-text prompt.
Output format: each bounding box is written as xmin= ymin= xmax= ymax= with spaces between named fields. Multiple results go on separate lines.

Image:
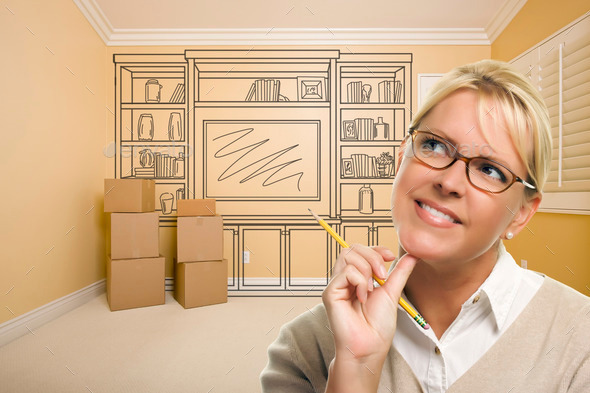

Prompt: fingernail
xmin=379 ymin=265 xmax=387 ymax=278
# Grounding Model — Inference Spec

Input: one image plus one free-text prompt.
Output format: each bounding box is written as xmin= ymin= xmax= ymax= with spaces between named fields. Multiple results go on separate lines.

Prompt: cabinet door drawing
xmin=341 ymin=222 xmax=399 ymax=273
xmin=240 ymin=226 xmax=283 ymax=289
xmin=223 ymin=225 xmax=238 ymax=290
xmin=286 ymin=226 xmax=332 ymax=290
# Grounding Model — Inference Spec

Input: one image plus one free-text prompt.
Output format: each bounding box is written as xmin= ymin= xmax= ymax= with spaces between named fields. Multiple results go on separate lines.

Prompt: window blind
xmin=539 ymin=30 xmax=590 ymax=193
xmin=512 ymin=13 xmax=590 ymax=213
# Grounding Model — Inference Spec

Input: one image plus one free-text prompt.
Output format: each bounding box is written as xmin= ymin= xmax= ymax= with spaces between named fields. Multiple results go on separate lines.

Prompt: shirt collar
xmin=467 ymin=241 xmax=523 ymax=330
xmin=397 ymin=242 xmax=524 ymax=333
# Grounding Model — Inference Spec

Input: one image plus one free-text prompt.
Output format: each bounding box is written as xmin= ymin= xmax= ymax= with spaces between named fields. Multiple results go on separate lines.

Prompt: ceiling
xmin=74 ymin=0 xmax=527 ymax=45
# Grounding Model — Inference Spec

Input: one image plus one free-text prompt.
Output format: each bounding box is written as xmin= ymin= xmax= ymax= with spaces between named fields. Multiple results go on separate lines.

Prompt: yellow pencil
xmin=308 ymin=209 xmax=430 ymax=330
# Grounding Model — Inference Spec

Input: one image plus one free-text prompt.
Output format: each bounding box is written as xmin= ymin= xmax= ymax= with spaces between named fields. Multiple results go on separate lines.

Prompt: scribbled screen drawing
xmin=204 ymin=121 xmax=320 ymax=200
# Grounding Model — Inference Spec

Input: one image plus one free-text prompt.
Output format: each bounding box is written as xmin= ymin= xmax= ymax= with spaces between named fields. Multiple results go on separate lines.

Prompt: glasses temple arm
xmin=518 ymin=178 xmax=536 ymax=190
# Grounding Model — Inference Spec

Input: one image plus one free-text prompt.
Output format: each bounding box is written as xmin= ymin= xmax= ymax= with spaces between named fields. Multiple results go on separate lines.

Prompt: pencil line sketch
xmin=114 ymin=50 xmax=412 ymax=293
xmin=204 ymin=120 xmax=320 ymax=200
xmin=212 ymin=127 xmax=304 ymax=190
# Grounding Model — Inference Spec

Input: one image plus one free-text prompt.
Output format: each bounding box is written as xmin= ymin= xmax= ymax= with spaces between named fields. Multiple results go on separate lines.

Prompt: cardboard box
xmin=175 ymin=259 xmax=228 ymax=308
xmin=107 ymin=255 xmax=165 ymax=311
xmin=177 ymin=215 xmax=223 ymax=262
xmin=177 ymin=199 xmax=216 ymax=216
xmin=104 ymin=179 xmax=155 ymax=212
xmin=111 ymin=212 xmax=159 ymax=259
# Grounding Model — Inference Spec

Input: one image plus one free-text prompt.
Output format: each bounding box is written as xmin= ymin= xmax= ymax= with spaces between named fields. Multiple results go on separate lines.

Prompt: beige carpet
xmin=0 ymin=293 xmax=322 ymax=393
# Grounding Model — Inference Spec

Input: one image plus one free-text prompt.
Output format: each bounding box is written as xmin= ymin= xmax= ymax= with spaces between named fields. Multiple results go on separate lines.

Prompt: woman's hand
xmin=322 ymin=245 xmax=418 ymax=392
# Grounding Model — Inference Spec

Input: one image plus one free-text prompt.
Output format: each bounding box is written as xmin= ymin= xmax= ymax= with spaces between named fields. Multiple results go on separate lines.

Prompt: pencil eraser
xmin=424 ymin=324 xmax=431 ymax=330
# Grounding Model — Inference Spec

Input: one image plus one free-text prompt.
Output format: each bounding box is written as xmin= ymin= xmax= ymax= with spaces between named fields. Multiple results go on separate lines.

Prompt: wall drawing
xmin=113 ymin=50 xmax=412 ymax=293
xmin=205 ymin=121 xmax=320 ymax=199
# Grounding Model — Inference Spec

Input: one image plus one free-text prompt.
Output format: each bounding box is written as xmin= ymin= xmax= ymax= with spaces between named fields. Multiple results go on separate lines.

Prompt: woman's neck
xmin=402 ymin=246 xmax=499 ymax=339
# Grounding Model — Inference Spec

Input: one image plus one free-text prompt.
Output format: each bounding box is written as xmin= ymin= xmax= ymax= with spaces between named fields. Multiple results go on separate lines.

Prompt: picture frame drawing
xmin=342 ymin=120 xmax=357 ymax=140
xmin=341 ymin=158 xmax=354 ymax=178
xmin=298 ymin=77 xmax=325 ymax=101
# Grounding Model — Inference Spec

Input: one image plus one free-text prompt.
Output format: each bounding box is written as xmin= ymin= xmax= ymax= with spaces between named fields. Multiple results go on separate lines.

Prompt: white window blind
xmin=511 ymin=13 xmax=590 ymax=214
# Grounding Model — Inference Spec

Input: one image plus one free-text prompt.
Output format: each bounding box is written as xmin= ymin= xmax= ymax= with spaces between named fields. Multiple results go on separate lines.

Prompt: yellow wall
xmin=492 ymin=0 xmax=590 ymax=295
xmin=0 ymin=0 xmax=107 ymax=324
xmin=492 ymin=0 xmax=589 ymax=61
xmin=506 ymin=213 xmax=590 ymax=295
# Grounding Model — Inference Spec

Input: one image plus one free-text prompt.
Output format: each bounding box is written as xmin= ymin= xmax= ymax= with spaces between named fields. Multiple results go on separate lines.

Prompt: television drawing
xmin=204 ymin=120 xmax=321 ymax=200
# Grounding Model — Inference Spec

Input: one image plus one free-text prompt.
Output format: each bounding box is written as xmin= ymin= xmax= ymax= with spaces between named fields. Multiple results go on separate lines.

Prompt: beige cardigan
xmin=260 ymin=277 xmax=590 ymax=392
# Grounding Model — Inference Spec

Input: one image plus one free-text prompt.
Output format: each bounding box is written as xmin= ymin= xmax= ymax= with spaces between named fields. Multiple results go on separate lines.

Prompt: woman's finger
xmin=349 ymin=244 xmax=390 ymax=279
xmin=382 ymin=254 xmax=419 ymax=300
xmin=325 ymin=264 xmax=370 ymax=304
xmin=332 ymin=244 xmax=371 ymax=278
xmin=340 ymin=246 xmax=375 ymax=279
xmin=371 ymin=246 xmax=396 ymax=262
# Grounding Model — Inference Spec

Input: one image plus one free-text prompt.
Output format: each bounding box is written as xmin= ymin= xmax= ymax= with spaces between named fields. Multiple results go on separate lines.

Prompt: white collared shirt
xmin=392 ymin=242 xmax=544 ymax=392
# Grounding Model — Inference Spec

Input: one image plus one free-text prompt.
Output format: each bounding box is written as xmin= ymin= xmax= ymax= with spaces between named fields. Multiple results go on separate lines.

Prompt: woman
xmin=260 ymin=60 xmax=590 ymax=392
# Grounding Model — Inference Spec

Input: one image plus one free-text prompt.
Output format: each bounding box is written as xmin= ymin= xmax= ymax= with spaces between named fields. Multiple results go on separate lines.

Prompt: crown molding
xmin=485 ymin=0 xmax=527 ymax=43
xmin=73 ymin=0 xmax=113 ymax=44
xmin=74 ymin=0 xmax=491 ymax=46
xmin=106 ymin=27 xmax=490 ymax=46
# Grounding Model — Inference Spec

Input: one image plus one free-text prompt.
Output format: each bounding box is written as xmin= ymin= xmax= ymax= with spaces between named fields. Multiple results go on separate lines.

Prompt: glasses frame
xmin=407 ymin=128 xmax=536 ymax=194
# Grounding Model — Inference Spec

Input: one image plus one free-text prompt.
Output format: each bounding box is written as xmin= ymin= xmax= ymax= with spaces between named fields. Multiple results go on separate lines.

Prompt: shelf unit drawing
xmin=114 ymin=54 xmax=190 ymax=217
xmin=113 ymin=50 xmax=412 ymax=293
xmin=336 ymin=53 xmax=412 ymax=220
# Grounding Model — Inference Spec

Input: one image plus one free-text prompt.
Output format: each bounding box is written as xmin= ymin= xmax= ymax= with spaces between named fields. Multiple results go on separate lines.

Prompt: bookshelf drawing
xmin=337 ymin=53 xmax=412 ymax=220
xmin=113 ymin=50 xmax=412 ymax=294
xmin=114 ymin=54 xmax=189 ymax=217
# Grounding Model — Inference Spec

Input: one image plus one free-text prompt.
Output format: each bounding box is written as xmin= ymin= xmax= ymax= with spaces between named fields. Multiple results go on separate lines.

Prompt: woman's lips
xmin=415 ymin=200 xmax=462 ymax=228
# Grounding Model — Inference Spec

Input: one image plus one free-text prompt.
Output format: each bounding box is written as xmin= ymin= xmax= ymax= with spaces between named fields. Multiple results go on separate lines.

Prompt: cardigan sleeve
xmin=567 ymin=350 xmax=590 ymax=392
xmin=260 ymin=304 xmax=334 ymax=393
xmin=260 ymin=322 xmax=316 ymax=392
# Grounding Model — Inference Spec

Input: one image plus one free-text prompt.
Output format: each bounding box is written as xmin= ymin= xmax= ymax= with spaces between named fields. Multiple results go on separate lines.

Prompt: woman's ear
xmin=505 ymin=193 xmax=542 ymax=238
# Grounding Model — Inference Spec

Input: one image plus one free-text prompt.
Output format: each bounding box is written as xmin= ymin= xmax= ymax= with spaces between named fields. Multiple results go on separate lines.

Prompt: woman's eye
xmin=479 ymin=163 xmax=508 ymax=183
xmin=421 ymin=138 xmax=448 ymax=155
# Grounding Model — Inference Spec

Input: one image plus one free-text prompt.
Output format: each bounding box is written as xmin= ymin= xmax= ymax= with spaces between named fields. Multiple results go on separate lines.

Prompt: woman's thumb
xmin=383 ymin=254 xmax=418 ymax=299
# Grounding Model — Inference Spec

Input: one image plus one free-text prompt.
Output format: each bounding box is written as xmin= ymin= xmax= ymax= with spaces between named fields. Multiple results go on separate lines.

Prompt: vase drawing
xmin=168 ymin=112 xmax=183 ymax=141
xmin=138 ymin=114 xmax=154 ymax=141
xmin=145 ymin=79 xmax=162 ymax=103
xmin=359 ymin=184 xmax=374 ymax=214
xmin=160 ymin=192 xmax=174 ymax=215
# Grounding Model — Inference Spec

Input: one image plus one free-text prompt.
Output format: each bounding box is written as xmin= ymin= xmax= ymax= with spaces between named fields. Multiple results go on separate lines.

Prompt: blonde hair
xmin=410 ymin=59 xmax=552 ymax=196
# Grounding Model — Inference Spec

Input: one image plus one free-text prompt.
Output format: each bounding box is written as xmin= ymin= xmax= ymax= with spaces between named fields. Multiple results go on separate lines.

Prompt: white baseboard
xmin=166 ymin=277 xmax=328 ymax=289
xmin=0 ymin=279 xmax=106 ymax=347
xmin=237 ymin=277 xmax=328 ymax=286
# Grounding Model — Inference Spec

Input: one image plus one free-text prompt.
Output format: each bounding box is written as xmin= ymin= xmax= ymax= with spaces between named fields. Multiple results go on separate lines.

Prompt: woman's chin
xmin=398 ymin=231 xmax=450 ymax=262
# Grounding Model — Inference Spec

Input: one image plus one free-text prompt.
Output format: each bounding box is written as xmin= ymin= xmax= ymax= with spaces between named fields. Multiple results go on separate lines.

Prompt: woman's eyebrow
xmin=424 ymin=125 xmax=513 ymax=167
xmin=422 ymin=125 xmax=459 ymax=145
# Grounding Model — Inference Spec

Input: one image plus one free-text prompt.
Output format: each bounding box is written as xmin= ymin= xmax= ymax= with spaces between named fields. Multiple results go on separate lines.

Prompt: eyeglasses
xmin=407 ymin=129 xmax=536 ymax=193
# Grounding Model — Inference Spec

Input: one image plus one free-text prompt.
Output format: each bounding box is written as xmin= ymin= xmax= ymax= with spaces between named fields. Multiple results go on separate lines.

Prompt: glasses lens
xmin=413 ymin=132 xmax=455 ymax=168
xmin=467 ymin=158 xmax=514 ymax=192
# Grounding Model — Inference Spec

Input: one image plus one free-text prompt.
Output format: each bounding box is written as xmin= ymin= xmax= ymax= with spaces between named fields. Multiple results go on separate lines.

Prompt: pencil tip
xmin=308 ymin=208 xmax=320 ymax=221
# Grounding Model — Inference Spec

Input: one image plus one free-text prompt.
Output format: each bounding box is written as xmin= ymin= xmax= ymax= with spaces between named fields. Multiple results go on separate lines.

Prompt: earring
xmin=506 ymin=232 xmax=514 ymax=240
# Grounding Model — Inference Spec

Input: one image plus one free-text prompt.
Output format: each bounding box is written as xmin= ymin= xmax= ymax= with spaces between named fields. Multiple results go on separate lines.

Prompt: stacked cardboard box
xmin=175 ymin=199 xmax=227 ymax=308
xmin=104 ymin=179 xmax=165 ymax=311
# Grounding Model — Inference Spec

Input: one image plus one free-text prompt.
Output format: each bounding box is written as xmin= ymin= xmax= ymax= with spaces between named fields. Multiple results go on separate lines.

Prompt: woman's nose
xmin=434 ymin=159 xmax=468 ymax=197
